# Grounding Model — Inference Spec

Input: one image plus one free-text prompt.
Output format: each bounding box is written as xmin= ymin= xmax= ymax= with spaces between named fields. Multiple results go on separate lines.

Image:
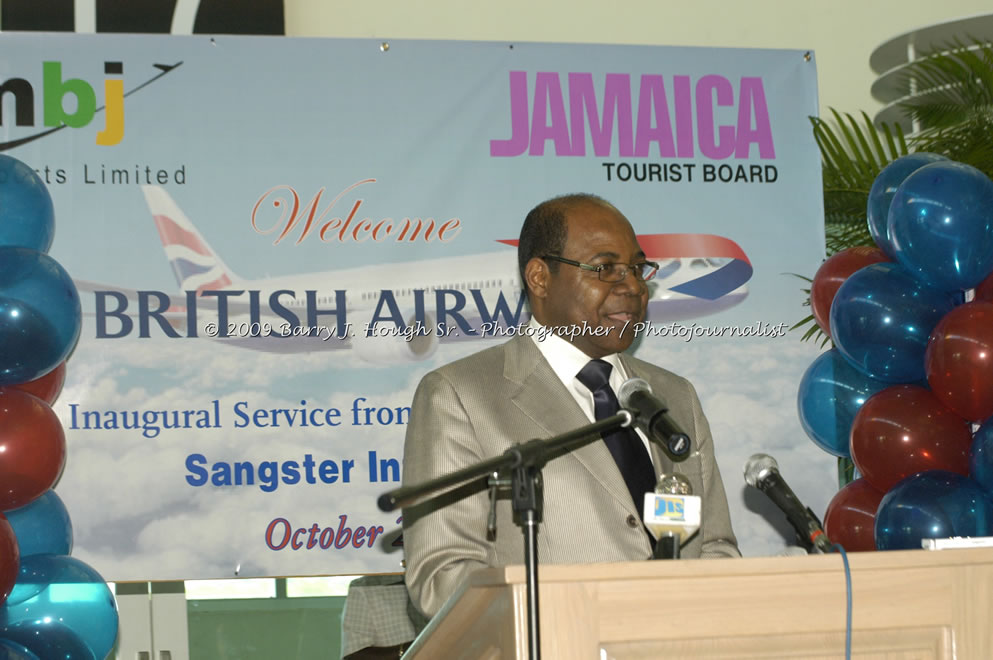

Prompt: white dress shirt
xmin=527 ymin=317 xmax=656 ymax=466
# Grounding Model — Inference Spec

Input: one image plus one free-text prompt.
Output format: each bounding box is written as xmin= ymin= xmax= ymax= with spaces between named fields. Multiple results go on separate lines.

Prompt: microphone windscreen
xmin=655 ymin=472 xmax=693 ymax=495
xmin=617 ymin=377 xmax=652 ymax=407
xmin=743 ymin=453 xmax=778 ymax=488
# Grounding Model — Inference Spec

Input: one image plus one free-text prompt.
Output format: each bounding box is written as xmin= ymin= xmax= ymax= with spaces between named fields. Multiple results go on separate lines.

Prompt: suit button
xmin=626 ymin=514 xmax=638 ymax=528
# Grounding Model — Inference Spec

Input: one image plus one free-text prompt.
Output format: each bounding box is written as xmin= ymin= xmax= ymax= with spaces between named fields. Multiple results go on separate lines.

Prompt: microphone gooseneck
xmin=744 ymin=453 xmax=833 ymax=554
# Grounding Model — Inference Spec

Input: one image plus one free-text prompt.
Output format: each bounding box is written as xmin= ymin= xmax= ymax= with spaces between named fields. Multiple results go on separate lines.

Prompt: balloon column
xmin=800 ymin=154 xmax=993 ymax=552
xmin=0 ymin=155 xmax=119 ymax=658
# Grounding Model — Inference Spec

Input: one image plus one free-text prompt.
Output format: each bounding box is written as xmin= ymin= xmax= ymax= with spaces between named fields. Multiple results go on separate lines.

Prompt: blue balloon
xmin=970 ymin=418 xmax=993 ymax=494
xmin=888 ymin=161 xmax=993 ymax=291
xmin=797 ymin=348 xmax=890 ymax=457
xmin=0 ymin=621 xmax=92 ymax=660
xmin=875 ymin=470 xmax=993 ymax=550
xmin=830 ymin=262 xmax=957 ymax=383
xmin=867 ymin=153 xmax=947 ymax=259
xmin=0 ymin=247 xmax=81 ymax=385
xmin=0 ymin=156 xmax=54 ymax=253
xmin=1 ymin=555 xmax=117 ymax=660
xmin=0 ymin=639 xmax=39 ymax=660
xmin=3 ymin=491 xmax=72 ymax=558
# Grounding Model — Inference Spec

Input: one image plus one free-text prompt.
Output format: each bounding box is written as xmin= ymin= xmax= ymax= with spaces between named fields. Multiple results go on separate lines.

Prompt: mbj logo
xmin=1 ymin=61 xmax=125 ymax=146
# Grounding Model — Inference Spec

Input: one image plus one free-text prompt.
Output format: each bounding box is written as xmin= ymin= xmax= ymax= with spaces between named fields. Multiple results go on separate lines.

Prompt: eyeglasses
xmin=541 ymin=255 xmax=660 ymax=282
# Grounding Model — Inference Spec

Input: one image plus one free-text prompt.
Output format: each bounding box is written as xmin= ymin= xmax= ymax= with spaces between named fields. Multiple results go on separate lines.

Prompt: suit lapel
xmin=503 ymin=336 xmax=641 ymax=513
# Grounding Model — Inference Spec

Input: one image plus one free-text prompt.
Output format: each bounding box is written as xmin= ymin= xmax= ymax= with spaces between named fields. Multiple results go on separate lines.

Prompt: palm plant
xmin=794 ymin=40 xmax=993 ymax=343
xmin=904 ymin=40 xmax=993 ymax=177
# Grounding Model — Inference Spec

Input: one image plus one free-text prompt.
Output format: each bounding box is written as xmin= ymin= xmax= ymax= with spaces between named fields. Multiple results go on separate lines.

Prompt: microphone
xmin=618 ymin=378 xmax=691 ymax=461
xmin=642 ymin=472 xmax=701 ymax=559
xmin=743 ymin=453 xmax=833 ymax=554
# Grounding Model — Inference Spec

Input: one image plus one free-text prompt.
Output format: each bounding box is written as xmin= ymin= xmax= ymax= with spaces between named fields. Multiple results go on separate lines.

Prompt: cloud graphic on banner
xmin=635 ymin=336 xmax=834 ymax=555
xmin=55 ymin=335 xmax=426 ymax=579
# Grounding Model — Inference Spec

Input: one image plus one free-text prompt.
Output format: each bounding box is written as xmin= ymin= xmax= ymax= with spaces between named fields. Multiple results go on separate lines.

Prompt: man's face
xmin=530 ymin=202 xmax=649 ymax=358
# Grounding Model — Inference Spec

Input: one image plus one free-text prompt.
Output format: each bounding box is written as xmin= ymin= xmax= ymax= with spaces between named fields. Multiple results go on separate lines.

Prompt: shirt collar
xmin=527 ymin=317 xmax=625 ymax=389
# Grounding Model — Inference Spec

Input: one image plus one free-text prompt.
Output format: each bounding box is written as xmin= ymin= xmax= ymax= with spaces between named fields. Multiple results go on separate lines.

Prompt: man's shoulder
xmin=419 ymin=336 xmax=531 ymax=385
xmin=623 ymin=352 xmax=690 ymax=385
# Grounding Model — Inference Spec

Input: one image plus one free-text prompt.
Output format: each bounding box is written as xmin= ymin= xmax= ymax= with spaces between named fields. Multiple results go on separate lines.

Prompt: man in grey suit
xmin=402 ymin=193 xmax=740 ymax=618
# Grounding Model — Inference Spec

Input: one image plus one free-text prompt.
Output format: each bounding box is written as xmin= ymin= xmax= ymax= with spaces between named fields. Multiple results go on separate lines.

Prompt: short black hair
xmin=517 ymin=193 xmax=613 ymax=299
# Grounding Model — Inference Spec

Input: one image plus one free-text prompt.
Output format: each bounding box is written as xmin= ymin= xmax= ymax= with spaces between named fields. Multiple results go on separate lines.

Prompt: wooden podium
xmin=403 ymin=547 xmax=993 ymax=659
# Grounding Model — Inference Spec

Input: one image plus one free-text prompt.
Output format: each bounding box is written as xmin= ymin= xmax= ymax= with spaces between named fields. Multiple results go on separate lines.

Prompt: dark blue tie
xmin=576 ymin=359 xmax=657 ymax=520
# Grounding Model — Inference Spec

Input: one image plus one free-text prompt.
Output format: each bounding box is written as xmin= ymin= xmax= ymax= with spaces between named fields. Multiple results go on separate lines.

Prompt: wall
xmin=283 ymin=0 xmax=993 ymax=119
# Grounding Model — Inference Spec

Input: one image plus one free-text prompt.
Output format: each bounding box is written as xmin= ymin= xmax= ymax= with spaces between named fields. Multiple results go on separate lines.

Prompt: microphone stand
xmin=379 ymin=411 xmax=634 ymax=660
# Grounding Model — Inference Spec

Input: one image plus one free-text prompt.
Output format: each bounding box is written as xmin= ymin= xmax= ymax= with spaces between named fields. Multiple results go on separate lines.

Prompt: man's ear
xmin=524 ymin=257 xmax=549 ymax=301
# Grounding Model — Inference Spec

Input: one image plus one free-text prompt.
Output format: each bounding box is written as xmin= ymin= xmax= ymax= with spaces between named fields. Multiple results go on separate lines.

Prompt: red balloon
xmin=810 ymin=247 xmax=889 ymax=335
xmin=0 ymin=513 xmax=18 ymax=604
xmin=850 ymin=385 xmax=972 ymax=492
xmin=823 ymin=478 xmax=884 ymax=552
xmin=1 ymin=362 xmax=66 ymax=404
xmin=974 ymin=270 xmax=993 ymax=302
xmin=0 ymin=390 xmax=66 ymax=510
xmin=926 ymin=302 xmax=993 ymax=421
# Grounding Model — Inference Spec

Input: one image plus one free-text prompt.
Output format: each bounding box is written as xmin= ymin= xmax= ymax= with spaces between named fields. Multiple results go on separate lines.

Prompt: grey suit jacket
xmin=402 ymin=334 xmax=739 ymax=617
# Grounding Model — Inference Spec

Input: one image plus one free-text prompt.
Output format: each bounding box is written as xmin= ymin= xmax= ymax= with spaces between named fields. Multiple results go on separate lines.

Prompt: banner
xmin=1 ymin=33 xmax=827 ymax=580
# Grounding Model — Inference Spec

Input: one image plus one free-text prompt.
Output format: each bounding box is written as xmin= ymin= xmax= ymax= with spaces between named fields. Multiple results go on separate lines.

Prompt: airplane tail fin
xmin=141 ymin=185 xmax=242 ymax=292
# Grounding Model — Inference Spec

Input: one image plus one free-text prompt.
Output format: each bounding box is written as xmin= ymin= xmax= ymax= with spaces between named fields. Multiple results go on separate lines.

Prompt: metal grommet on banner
xmin=380 ymin=42 xmax=390 ymax=53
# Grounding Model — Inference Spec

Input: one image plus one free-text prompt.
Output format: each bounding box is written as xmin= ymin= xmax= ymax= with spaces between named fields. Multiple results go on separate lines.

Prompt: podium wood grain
xmin=403 ymin=547 xmax=993 ymax=659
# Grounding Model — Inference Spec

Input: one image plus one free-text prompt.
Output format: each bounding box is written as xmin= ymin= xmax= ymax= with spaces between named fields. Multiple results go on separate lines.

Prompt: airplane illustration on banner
xmin=74 ymin=186 xmax=752 ymax=364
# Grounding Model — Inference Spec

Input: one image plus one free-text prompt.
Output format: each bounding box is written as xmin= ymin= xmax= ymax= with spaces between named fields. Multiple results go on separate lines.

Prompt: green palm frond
xmin=902 ymin=40 xmax=993 ymax=177
xmin=787 ymin=276 xmax=832 ymax=347
xmin=811 ymin=110 xmax=909 ymax=258
xmin=791 ymin=313 xmax=832 ymax=348
xmin=838 ymin=457 xmax=856 ymax=489
xmin=792 ymin=112 xmax=908 ymax=343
